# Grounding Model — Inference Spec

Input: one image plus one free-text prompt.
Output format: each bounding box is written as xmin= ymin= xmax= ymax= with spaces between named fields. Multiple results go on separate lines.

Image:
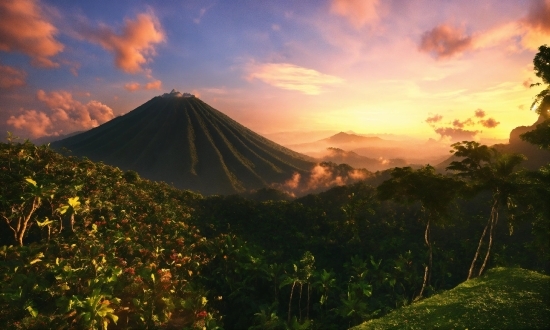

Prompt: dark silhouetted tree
xmin=377 ymin=165 xmax=461 ymax=298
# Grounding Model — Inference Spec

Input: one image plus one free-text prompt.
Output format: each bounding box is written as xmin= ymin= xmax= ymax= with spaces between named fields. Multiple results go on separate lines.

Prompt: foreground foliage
xmin=353 ymin=267 xmax=550 ymax=330
xmin=0 ymin=137 xmax=548 ymax=329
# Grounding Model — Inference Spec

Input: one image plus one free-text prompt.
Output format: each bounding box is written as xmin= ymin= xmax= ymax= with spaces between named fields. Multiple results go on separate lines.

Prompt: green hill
xmin=353 ymin=267 xmax=550 ymax=330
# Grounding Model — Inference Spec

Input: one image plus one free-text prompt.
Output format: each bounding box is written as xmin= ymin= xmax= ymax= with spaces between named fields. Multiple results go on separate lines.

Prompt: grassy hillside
xmin=354 ymin=267 xmax=550 ymax=330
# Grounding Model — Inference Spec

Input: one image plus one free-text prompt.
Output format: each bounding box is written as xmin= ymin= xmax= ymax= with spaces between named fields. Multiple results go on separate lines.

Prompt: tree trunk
xmin=467 ymin=197 xmax=498 ymax=280
xmin=307 ymin=283 xmax=310 ymax=320
xmin=287 ymin=281 xmax=296 ymax=324
xmin=418 ymin=219 xmax=431 ymax=298
xmin=479 ymin=202 xmax=499 ymax=276
xmin=298 ymin=282 xmax=303 ymax=322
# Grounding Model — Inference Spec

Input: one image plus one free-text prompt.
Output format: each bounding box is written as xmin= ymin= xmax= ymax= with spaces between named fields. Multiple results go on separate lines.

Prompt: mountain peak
xmin=161 ymin=89 xmax=195 ymax=98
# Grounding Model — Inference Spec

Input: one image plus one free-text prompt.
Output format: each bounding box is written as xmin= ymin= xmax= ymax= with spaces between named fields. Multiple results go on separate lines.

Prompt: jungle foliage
xmin=1 ymin=133 xmax=549 ymax=329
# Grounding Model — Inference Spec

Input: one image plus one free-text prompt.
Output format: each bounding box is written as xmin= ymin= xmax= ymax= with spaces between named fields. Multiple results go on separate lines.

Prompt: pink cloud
xmin=479 ymin=118 xmax=500 ymax=128
xmin=124 ymin=79 xmax=162 ymax=92
xmin=0 ymin=0 xmax=64 ymax=67
xmin=145 ymin=80 xmax=162 ymax=90
xmin=7 ymin=110 xmax=53 ymax=138
xmin=0 ymin=64 xmax=26 ymax=88
xmin=6 ymin=90 xmax=115 ymax=138
xmin=520 ymin=0 xmax=550 ymax=49
xmin=330 ymin=0 xmax=380 ymax=29
xmin=419 ymin=24 xmax=473 ymax=59
xmin=124 ymin=82 xmax=141 ymax=92
xmin=426 ymin=114 xmax=443 ymax=124
xmin=474 ymin=109 xmax=486 ymax=118
xmin=78 ymin=13 xmax=165 ymax=73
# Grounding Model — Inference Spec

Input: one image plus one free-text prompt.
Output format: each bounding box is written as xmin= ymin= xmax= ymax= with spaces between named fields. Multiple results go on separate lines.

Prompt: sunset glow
xmin=0 ymin=0 xmax=548 ymax=143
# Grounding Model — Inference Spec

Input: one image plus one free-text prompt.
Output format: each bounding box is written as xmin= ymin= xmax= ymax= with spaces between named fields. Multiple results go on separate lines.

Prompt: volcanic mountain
xmin=52 ymin=90 xmax=315 ymax=195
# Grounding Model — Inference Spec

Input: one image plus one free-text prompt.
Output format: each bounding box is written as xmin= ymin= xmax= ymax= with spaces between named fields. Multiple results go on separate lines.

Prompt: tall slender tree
xmin=377 ymin=165 xmax=461 ymax=298
xmin=447 ymin=142 xmax=525 ymax=279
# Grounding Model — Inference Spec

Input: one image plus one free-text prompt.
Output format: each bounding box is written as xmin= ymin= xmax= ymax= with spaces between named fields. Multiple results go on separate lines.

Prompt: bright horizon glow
xmin=0 ymin=0 xmax=548 ymax=144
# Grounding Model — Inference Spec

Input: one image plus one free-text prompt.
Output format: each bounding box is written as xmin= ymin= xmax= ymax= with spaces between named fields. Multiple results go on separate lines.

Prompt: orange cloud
xmin=419 ymin=24 xmax=473 ymax=59
xmin=6 ymin=90 xmax=115 ymax=138
xmin=124 ymin=79 xmax=162 ymax=92
xmin=7 ymin=110 xmax=53 ymax=138
xmin=0 ymin=0 xmax=64 ymax=67
xmin=145 ymin=80 xmax=162 ymax=90
xmin=0 ymin=64 xmax=26 ymax=88
xmin=248 ymin=62 xmax=343 ymax=95
xmin=330 ymin=0 xmax=380 ymax=29
xmin=124 ymin=82 xmax=141 ymax=91
xmin=79 ymin=13 xmax=165 ymax=73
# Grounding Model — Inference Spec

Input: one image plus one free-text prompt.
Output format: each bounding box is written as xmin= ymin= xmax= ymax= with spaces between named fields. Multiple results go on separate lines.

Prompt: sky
xmin=0 ymin=0 xmax=549 ymax=144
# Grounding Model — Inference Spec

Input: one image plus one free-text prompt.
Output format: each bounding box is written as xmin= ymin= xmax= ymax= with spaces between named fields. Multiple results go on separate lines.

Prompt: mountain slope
xmin=52 ymin=91 xmax=315 ymax=195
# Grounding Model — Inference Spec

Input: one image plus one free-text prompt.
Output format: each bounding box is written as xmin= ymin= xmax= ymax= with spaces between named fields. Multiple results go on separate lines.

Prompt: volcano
xmin=52 ymin=90 xmax=315 ymax=195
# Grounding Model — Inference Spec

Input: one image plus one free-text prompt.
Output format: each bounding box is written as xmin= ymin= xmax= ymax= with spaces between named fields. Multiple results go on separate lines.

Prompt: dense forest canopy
xmin=0 ymin=47 xmax=549 ymax=329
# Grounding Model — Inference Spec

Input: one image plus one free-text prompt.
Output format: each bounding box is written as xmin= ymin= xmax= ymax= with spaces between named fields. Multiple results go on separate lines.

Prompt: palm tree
xmin=447 ymin=142 xmax=525 ymax=279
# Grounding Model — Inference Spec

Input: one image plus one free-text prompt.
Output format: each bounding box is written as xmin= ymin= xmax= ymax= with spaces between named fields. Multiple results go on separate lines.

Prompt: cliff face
xmin=498 ymin=115 xmax=550 ymax=170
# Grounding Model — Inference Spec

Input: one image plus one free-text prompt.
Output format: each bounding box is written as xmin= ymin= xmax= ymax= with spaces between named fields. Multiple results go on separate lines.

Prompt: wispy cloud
xmin=247 ymin=62 xmax=343 ymax=95
xmin=124 ymin=79 xmax=162 ymax=92
xmin=0 ymin=0 xmax=64 ymax=67
xmin=330 ymin=0 xmax=380 ymax=29
xmin=0 ymin=64 xmax=26 ymax=89
xmin=419 ymin=0 xmax=550 ymax=60
xmin=77 ymin=12 xmax=165 ymax=73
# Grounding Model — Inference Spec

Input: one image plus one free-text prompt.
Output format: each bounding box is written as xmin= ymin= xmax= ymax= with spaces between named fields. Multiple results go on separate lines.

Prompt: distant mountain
xmin=52 ymin=90 xmax=315 ymax=195
xmin=320 ymin=147 xmax=407 ymax=172
xmin=324 ymin=132 xmax=384 ymax=144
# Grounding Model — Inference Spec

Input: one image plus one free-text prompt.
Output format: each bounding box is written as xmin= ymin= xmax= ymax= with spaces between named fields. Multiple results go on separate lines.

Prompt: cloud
xmin=274 ymin=162 xmax=370 ymax=196
xmin=0 ymin=64 xmax=26 ymax=88
xmin=426 ymin=114 xmax=443 ymax=124
xmin=7 ymin=110 xmax=53 ymax=138
xmin=434 ymin=127 xmax=479 ymax=141
xmin=145 ymin=80 xmax=162 ymax=90
xmin=124 ymin=82 xmax=141 ymax=92
xmin=474 ymin=109 xmax=486 ymax=118
xmin=479 ymin=118 xmax=500 ymax=128
xmin=7 ymin=90 xmax=114 ymax=138
xmin=78 ymin=12 xmax=165 ymax=73
xmin=247 ymin=62 xmax=343 ymax=95
xmin=522 ymin=78 xmax=534 ymax=88
xmin=124 ymin=79 xmax=162 ymax=92
xmin=0 ymin=0 xmax=64 ymax=67
xmin=330 ymin=0 xmax=380 ymax=29
xmin=521 ymin=0 xmax=550 ymax=49
xmin=419 ymin=24 xmax=474 ymax=59
xmin=452 ymin=118 xmax=474 ymax=128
